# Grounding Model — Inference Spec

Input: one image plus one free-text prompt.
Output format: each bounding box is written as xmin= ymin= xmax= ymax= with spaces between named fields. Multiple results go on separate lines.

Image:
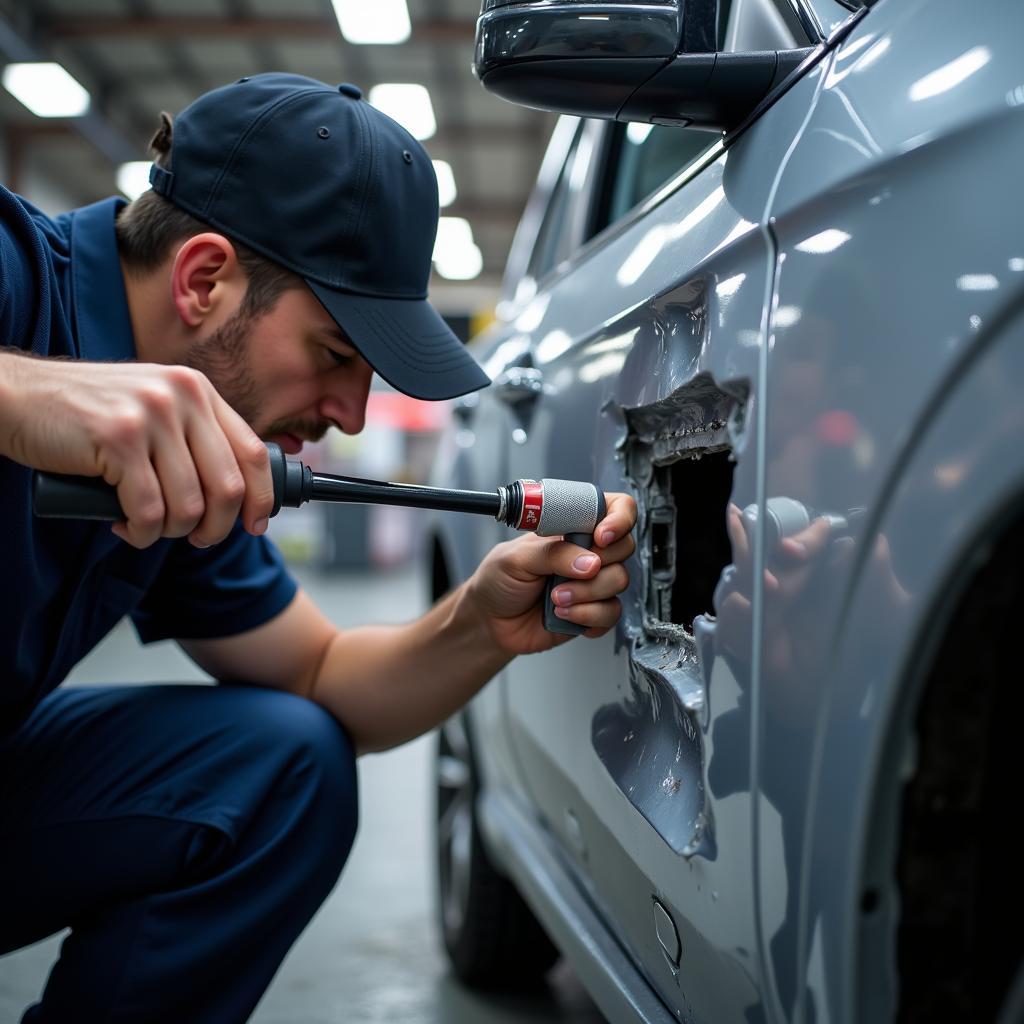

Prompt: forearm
xmin=0 ymin=348 xmax=41 ymax=462
xmin=188 ymin=502 xmax=636 ymax=751
xmin=310 ymin=581 xmax=512 ymax=755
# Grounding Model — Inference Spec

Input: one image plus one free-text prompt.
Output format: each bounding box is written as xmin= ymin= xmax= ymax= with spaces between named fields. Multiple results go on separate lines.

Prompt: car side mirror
xmin=474 ymin=0 xmax=814 ymax=133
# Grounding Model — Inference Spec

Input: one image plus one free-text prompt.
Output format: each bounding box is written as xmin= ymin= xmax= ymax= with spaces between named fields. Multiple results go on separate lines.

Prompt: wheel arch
xmin=855 ymin=496 xmax=1024 ymax=1022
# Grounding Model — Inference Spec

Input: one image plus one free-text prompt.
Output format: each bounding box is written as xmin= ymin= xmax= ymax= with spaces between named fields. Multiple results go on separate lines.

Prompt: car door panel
xmin=432 ymin=118 xmax=596 ymax=803
xmin=756 ymin=0 xmax=1024 ymax=1018
xmin=500 ymin=56 xmax=834 ymax=1021
xmin=429 ymin=332 xmax=533 ymax=798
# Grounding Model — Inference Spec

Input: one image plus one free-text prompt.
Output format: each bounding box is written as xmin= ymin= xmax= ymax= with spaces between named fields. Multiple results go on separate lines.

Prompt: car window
xmin=591 ymin=0 xmax=824 ymax=234
xmin=517 ymin=0 xmax=832 ymax=282
xmin=600 ymin=124 xmax=719 ymax=230
xmin=527 ymin=120 xmax=603 ymax=283
xmin=528 ymin=127 xmax=581 ymax=283
xmin=723 ymin=0 xmax=817 ymax=50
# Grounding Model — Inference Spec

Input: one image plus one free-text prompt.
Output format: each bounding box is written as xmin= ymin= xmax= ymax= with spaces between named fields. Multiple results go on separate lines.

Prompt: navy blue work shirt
xmin=0 ymin=185 xmax=298 ymax=735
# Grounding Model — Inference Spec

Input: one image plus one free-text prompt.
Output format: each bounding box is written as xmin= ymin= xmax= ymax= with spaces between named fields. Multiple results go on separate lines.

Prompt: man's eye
xmin=325 ymin=346 xmax=353 ymax=366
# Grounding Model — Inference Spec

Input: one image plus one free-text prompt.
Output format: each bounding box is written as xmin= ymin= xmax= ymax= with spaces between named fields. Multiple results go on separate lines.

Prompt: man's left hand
xmin=467 ymin=491 xmax=637 ymax=655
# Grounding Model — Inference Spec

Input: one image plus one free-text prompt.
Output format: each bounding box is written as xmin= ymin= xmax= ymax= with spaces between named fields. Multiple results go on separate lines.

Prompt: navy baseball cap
xmin=148 ymin=72 xmax=490 ymax=401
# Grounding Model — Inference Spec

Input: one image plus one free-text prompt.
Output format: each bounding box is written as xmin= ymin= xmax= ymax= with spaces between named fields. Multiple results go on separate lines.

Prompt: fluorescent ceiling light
xmin=433 ymin=217 xmax=473 ymax=260
xmin=2 ymin=62 xmax=90 ymax=118
xmin=369 ymin=83 xmax=436 ymax=140
xmin=116 ymin=161 xmax=153 ymax=201
xmin=432 ymin=160 xmax=457 ymax=207
xmin=433 ymin=217 xmax=481 ymax=280
xmin=332 ymin=0 xmax=411 ymax=44
xmin=435 ymin=244 xmax=482 ymax=281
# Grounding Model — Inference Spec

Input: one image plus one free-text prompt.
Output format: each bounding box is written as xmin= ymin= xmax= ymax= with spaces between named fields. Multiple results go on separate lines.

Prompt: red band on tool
xmin=517 ymin=480 xmax=544 ymax=532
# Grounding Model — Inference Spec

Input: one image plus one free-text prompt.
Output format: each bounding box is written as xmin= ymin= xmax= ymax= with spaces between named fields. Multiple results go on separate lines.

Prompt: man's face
xmin=185 ymin=284 xmax=375 ymax=454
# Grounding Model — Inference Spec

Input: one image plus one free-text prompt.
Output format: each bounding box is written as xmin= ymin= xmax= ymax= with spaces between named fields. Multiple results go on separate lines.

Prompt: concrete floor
xmin=0 ymin=562 xmax=607 ymax=1024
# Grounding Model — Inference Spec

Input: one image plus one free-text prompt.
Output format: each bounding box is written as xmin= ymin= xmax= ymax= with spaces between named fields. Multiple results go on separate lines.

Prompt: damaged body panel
xmin=592 ymin=378 xmax=738 ymax=860
xmin=427 ymin=0 xmax=1024 ymax=1021
xmin=495 ymin=62 xmax=831 ymax=1016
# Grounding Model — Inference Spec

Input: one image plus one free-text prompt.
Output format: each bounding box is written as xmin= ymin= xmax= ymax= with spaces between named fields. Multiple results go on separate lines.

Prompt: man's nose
xmin=318 ymin=361 xmax=373 ymax=435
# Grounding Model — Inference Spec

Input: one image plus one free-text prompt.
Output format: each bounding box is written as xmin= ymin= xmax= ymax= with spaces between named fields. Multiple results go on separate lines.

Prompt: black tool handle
xmin=31 ymin=472 xmax=125 ymax=521
xmin=542 ymin=491 xmax=607 ymax=637
xmin=32 ymin=443 xmax=298 ymax=521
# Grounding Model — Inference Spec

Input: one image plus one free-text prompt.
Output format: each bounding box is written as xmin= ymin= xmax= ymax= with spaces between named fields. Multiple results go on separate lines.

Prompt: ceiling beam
xmin=42 ymin=16 xmax=475 ymax=44
xmin=12 ymin=117 xmax=546 ymax=153
xmin=0 ymin=17 xmax=139 ymax=165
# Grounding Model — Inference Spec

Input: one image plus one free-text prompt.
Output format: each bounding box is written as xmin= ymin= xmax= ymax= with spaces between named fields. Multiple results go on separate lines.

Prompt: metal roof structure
xmin=0 ymin=0 xmax=555 ymax=311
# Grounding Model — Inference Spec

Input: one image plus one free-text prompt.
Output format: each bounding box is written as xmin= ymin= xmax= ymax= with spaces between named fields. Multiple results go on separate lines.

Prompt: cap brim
xmin=307 ymin=282 xmax=490 ymax=401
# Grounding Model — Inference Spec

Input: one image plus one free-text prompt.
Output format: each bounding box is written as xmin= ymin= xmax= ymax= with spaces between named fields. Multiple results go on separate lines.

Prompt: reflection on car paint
xmin=433 ymin=0 xmax=1024 ymax=1018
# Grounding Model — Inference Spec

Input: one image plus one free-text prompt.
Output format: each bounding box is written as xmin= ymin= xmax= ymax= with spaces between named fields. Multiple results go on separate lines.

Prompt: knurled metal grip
xmin=534 ymin=478 xmax=601 ymax=537
xmin=543 ymin=489 xmax=607 ymax=637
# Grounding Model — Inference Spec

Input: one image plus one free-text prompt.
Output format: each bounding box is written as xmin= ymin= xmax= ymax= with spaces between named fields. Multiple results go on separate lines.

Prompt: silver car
xmin=428 ymin=0 xmax=1024 ymax=1021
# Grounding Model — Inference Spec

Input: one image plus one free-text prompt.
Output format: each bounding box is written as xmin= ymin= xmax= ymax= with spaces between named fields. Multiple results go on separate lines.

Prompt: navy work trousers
xmin=0 ymin=683 xmax=359 ymax=1023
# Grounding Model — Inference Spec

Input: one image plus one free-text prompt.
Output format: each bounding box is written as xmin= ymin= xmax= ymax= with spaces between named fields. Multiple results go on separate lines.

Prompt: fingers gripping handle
xmin=32 ymin=443 xmax=294 ymax=521
xmin=542 ymin=489 xmax=607 ymax=637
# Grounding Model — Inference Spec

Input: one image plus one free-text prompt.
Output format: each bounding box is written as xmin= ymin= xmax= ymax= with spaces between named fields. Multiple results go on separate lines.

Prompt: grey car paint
xmin=428 ymin=0 xmax=1024 ymax=1020
xmin=761 ymin=1 xmax=1024 ymax=1019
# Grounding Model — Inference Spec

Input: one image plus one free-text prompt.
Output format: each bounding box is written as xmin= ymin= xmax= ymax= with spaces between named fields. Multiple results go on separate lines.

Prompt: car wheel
xmin=435 ymin=714 xmax=559 ymax=988
xmin=996 ymin=962 xmax=1024 ymax=1024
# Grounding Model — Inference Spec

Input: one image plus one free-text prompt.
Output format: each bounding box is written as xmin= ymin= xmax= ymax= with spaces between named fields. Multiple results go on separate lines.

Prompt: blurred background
xmin=0 ymin=1 xmax=607 ymax=1021
xmin=0 ymin=0 xmax=557 ymax=571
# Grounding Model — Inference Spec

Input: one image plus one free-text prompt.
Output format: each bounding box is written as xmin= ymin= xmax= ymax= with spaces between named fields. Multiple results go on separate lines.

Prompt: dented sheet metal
xmin=593 ymin=635 xmax=715 ymax=859
xmin=591 ymin=372 xmax=746 ymax=858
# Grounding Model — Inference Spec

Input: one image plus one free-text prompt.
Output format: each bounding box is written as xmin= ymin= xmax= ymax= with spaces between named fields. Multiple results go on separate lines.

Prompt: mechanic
xmin=0 ymin=73 xmax=636 ymax=1023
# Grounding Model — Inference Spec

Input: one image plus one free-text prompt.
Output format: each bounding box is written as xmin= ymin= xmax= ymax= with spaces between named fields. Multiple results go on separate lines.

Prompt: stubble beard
xmin=184 ymin=308 xmax=332 ymax=445
xmin=184 ymin=307 xmax=262 ymax=427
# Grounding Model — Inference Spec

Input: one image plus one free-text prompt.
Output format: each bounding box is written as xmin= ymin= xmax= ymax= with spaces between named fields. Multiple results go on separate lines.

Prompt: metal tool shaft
xmin=308 ymin=473 xmax=500 ymax=517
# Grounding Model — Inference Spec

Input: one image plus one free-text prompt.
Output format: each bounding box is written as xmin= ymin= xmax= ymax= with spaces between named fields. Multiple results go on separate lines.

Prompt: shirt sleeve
xmin=0 ymin=186 xmax=54 ymax=355
xmin=129 ymin=521 xmax=298 ymax=643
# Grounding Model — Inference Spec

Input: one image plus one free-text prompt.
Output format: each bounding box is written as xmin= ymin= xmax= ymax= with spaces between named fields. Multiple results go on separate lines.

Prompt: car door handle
xmin=492 ymin=366 xmax=545 ymax=406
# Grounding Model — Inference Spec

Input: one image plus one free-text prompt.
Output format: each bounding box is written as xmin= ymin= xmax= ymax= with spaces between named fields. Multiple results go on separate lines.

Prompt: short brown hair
xmin=115 ymin=112 xmax=303 ymax=319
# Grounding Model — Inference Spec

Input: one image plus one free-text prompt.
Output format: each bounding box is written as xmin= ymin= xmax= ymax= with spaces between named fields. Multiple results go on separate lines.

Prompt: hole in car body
xmin=593 ymin=373 xmax=745 ymax=858
xmin=645 ymin=449 xmax=736 ymax=631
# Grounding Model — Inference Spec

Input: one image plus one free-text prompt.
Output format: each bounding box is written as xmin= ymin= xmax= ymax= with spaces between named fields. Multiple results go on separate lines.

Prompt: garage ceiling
xmin=0 ymin=0 xmax=556 ymax=310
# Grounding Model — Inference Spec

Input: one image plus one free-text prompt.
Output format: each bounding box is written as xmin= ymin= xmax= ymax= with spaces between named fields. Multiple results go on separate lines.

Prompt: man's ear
xmin=170 ymin=233 xmax=246 ymax=328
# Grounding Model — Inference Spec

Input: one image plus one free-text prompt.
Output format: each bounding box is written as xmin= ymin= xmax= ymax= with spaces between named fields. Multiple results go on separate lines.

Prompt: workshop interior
xmin=2 ymin=0 xmax=1022 ymax=1022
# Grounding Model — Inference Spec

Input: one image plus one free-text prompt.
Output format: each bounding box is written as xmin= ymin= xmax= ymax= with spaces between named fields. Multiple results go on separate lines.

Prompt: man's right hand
xmin=0 ymin=352 xmax=274 ymax=549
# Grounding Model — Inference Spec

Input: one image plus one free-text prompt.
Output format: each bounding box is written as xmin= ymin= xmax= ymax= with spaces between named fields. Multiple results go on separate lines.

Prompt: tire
xmin=996 ymin=962 xmax=1024 ymax=1024
xmin=434 ymin=714 xmax=560 ymax=989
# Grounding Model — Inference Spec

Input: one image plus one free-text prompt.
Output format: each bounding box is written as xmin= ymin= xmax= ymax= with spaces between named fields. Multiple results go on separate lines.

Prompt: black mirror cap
xmin=473 ymin=0 xmax=683 ymax=121
xmin=475 ymin=1 xmax=685 ymax=80
xmin=619 ymin=48 xmax=816 ymax=132
xmin=478 ymin=46 xmax=816 ymax=133
xmin=479 ymin=57 xmax=670 ymax=120
xmin=475 ymin=1 xmax=815 ymax=133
